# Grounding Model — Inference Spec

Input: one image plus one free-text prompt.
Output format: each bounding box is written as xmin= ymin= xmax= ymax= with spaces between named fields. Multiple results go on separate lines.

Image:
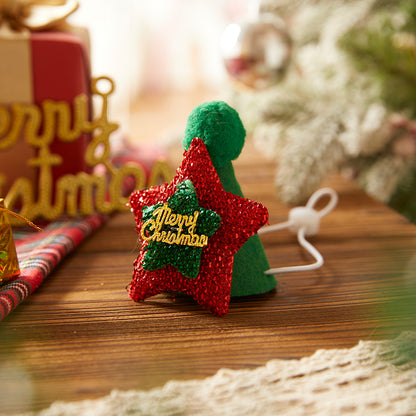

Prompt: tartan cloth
xmin=0 ymin=214 xmax=106 ymax=321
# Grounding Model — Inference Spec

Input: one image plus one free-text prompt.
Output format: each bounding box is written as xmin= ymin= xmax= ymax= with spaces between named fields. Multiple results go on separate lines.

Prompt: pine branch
xmin=339 ymin=1 xmax=416 ymax=116
xmin=389 ymin=164 xmax=416 ymax=222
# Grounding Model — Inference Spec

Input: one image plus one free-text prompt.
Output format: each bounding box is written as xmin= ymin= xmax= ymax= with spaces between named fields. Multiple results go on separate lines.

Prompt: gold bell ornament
xmin=0 ymin=198 xmax=42 ymax=284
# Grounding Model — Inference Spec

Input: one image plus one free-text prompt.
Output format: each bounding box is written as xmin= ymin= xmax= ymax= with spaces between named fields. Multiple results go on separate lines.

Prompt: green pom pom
xmin=183 ymin=101 xmax=246 ymax=169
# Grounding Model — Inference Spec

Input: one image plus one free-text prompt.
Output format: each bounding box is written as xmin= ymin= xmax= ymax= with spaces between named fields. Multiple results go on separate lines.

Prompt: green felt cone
xmin=183 ymin=101 xmax=277 ymax=297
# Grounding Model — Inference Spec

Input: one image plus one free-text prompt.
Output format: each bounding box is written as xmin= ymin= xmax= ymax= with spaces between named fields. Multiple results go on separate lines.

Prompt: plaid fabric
xmin=0 ymin=214 xmax=105 ymax=321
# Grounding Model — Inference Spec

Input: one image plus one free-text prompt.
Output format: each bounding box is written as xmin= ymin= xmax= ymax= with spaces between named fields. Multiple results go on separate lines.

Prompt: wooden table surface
xmin=1 ymin=128 xmax=416 ymax=414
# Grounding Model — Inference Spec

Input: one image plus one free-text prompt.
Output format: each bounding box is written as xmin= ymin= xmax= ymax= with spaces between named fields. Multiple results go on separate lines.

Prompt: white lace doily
xmin=22 ymin=332 xmax=416 ymax=416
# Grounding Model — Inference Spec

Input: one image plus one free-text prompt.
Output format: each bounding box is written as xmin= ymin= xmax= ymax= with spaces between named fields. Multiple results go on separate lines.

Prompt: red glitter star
xmin=128 ymin=138 xmax=269 ymax=316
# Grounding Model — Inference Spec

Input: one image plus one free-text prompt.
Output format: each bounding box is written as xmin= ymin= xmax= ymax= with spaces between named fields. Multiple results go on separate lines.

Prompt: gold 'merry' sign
xmin=0 ymin=76 xmax=173 ymax=223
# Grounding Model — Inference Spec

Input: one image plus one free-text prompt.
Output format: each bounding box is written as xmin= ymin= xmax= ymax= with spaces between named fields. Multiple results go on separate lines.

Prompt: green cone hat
xmin=183 ymin=101 xmax=277 ymax=297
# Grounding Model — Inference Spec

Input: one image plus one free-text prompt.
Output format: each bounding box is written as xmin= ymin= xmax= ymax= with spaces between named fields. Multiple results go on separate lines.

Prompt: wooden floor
xmin=1 ymin=95 xmax=416 ymax=414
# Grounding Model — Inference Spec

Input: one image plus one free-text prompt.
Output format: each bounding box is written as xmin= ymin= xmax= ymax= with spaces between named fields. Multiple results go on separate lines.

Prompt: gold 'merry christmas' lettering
xmin=0 ymin=77 xmax=172 ymax=223
xmin=141 ymin=203 xmax=209 ymax=248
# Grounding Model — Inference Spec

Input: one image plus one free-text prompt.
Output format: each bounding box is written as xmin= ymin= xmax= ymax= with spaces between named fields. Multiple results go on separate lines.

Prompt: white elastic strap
xmin=259 ymin=188 xmax=338 ymax=275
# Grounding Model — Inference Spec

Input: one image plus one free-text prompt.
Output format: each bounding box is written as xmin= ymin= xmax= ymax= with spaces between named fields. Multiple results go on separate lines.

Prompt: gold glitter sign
xmin=0 ymin=76 xmax=172 ymax=224
xmin=141 ymin=203 xmax=209 ymax=248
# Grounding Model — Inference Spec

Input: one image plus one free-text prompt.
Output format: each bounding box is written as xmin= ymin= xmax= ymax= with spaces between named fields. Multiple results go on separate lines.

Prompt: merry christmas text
xmin=141 ymin=204 xmax=209 ymax=247
xmin=0 ymin=77 xmax=172 ymax=223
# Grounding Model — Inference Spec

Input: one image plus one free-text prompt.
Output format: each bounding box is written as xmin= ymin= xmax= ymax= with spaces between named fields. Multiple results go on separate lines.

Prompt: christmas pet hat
xmin=129 ymin=136 xmax=269 ymax=316
xmin=128 ymin=102 xmax=277 ymax=315
xmin=182 ymin=101 xmax=277 ymax=297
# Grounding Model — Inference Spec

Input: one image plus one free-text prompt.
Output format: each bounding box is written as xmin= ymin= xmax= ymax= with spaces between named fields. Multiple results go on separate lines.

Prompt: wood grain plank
xmin=1 ymin=142 xmax=415 ymax=414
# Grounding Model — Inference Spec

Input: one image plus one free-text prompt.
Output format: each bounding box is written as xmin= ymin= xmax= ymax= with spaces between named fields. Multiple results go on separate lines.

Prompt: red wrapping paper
xmin=0 ymin=29 xmax=91 ymax=196
xmin=32 ymin=31 xmax=91 ymax=182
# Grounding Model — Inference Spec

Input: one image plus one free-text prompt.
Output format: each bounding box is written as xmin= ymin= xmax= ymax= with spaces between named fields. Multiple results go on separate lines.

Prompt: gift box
xmin=0 ymin=0 xmax=91 ymax=198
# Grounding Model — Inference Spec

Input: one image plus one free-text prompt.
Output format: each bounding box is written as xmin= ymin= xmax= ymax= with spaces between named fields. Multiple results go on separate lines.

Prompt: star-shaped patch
xmin=129 ymin=138 xmax=269 ymax=316
xmin=140 ymin=179 xmax=221 ymax=278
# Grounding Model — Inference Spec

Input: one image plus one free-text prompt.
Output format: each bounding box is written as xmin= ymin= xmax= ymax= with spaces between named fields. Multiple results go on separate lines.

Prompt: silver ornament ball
xmin=221 ymin=13 xmax=291 ymax=89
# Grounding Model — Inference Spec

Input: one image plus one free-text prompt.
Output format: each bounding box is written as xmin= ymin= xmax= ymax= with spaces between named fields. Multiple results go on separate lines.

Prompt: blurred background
xmin=67 ymin=0 xmax=416 ymax=222
xmin=68 ymin=0 xmax=254 ymax=139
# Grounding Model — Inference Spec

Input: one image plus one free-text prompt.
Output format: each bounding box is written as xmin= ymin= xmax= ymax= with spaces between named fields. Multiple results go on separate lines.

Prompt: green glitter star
xmin=140 ymin=180 xmax=221 ymax=278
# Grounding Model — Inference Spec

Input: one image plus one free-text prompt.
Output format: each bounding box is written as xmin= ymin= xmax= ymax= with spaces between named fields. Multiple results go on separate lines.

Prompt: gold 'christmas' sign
xmin=141 ymin=203 xmax=209 ymax=248
xmin=0 ymin=76 xmax=173 ymax=223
